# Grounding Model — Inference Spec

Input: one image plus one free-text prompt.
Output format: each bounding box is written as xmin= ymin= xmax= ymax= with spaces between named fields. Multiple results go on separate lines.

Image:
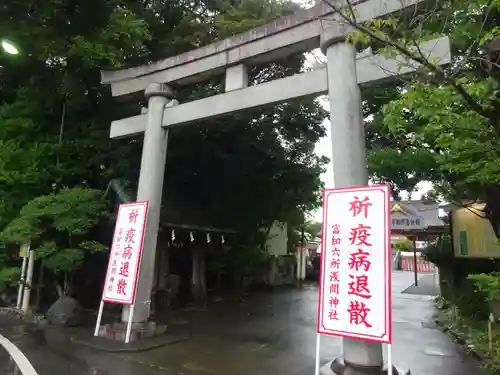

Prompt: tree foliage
xmin=304 ymin=221 xmax=322 ymax=240
xmin=1 ymin=188 xmax=109 ymax=278
xmin=394 ymin=239 xmax=412 ymax=252
xmin=469 ymin=272 xmax=500 ymax=304
xmin=0 ymin=0 xmax=326 ymax=234
xmin=322 ymin=0 xmax=500 ymax=207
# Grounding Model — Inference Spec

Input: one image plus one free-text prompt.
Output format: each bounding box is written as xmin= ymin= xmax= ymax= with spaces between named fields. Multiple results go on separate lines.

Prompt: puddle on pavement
xmin=183 ymin=362 xmax=218 ymax=373
xmin=9 ymin=330 xmax=46 ymax=349
xmin=423 ymin=348 xmax=455 ymax=357
xmin=1 ymin=328 xmax=111 ymax=375
xmin=5 ymin=363 xmax=21 ymax=375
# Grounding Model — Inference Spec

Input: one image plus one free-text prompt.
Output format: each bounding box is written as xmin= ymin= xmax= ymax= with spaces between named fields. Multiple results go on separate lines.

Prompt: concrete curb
xmin=70 ymin=331 xmax=190 ymax=353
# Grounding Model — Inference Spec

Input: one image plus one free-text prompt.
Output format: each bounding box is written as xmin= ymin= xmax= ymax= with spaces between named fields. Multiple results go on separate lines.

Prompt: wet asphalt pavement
xmin=0 ymin=271 xmax=490 ymax=375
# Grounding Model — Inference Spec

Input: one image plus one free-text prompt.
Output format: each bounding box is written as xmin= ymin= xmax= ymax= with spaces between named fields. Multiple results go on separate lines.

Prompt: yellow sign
xmin=452 ymin=204 xmax=500 ymax=258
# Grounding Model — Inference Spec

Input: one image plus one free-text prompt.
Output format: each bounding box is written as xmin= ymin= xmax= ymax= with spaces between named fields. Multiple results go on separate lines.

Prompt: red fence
xmin=401 ymin=256 xmax=434 ymax=273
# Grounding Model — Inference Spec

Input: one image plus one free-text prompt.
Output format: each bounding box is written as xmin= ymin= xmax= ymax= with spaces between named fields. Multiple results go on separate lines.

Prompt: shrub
xmin=1 ymin=187 xmax=109 ymax=298
xmin=468 ymin=272 xmax=500 ymax=304
xmin=455 ymin=277 xmax=489 ymax=319
xmin=394 ymin=239 xmax=412 ymax=252
xmin=422 ymin=235 xmax=454 ymax=268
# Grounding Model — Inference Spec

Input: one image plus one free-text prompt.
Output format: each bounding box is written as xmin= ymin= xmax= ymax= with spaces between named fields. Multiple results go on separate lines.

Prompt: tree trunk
xmin=199 ymin=248 xmax=206 ymax=301
xmin=216 ymin=271 xmax=222 ymax=295
xmin=34 ymin=262 xmax=44 ymax=310
xmin=233 ymin=270 xmax=243 ymax=292
xmin=55 ymin=282 xmax=64 ymax=299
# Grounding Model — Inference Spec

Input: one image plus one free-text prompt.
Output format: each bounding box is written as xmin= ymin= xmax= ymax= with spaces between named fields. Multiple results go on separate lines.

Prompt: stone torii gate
xmin=100 ymin=0 xmax=450 ymax=374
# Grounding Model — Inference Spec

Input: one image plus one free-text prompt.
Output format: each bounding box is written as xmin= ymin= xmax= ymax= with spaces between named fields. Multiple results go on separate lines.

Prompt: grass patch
xmin=437 ymin=302 xmax=500 ymax=374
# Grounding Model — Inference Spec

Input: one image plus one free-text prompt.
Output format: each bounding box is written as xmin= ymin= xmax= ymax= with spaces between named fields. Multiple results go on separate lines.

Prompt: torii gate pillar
xmin=122 ymin=83 xmax=174 ymax=323
xmin=319 ymin=23 xmax=407 ymax=375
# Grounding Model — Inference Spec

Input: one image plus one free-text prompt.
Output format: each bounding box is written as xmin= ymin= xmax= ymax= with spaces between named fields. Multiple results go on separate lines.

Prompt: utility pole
xmin=413 ymin=236 xmax=418 ymax=287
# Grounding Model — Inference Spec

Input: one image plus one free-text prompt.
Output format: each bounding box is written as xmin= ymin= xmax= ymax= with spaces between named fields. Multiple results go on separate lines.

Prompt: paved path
xmin=117 ymin=271 xmax=488 ymax=375
xmin=0 ymin=271 xmax=490 ymax=375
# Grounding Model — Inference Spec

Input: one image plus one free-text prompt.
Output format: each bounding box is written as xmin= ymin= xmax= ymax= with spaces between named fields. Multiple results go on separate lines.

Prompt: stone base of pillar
xmin=320 ymin=359 xmax=411 ymax=375
xmin=96 ymin=321 xmax=167 ymax=343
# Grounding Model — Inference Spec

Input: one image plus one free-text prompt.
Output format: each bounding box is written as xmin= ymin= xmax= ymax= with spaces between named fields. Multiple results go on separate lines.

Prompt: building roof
xmin=391 ymin=200 xmax=446 ymax=228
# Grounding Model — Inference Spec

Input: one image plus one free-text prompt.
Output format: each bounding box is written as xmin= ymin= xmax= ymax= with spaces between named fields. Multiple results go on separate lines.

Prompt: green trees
xmin=322 ymin=0 xmax=500 ymax=204
xmin=0 ymin=0 xmax=328 ymax=295
xmin=0 ymin=0 xmax=326 ymax=228
xmin=0 ymin=0 xmax=156 ymax=293
xmin=304 ymin=221 xmax=322 ymax=240
xmin=1 ymin=188 xmax=109 ymax=296
xmin=394 ymin=239 xmax=413 ymax=253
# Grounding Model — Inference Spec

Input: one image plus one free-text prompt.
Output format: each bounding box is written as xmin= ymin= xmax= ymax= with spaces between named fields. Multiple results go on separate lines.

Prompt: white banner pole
xmin=387 ymin=343 xmax=393 ymax=375
xmin=125 ymin=304 xmax=135 ymax=343
xmin=315 ymin=333 xmax=321 ymax=375
xmin=93 ymin=300 xmax=105 ymax=337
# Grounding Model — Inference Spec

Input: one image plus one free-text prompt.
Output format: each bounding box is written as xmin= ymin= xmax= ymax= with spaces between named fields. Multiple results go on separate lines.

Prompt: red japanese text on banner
xmin=317 ymin=185 xmax=391 ymax=344
xmin=102 ymin=201 xmax=149 ymax=305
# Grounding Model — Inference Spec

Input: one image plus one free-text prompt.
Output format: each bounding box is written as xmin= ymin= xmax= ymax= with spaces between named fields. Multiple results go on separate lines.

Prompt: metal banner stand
xmin=387 ymin=343 xmax=393 ymax=375
xmin=93 ymin=301 xmax=105 ymax=337
xmin=93 ymin=297 xmax=138 ymax=343
xmin=125 ymin=305 xmax=135 ymax=343
xmin=315 ymin=333 xmax=321 ymax=375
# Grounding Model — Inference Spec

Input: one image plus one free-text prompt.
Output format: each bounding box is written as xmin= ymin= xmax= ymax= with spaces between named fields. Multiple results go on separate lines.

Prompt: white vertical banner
xmin=317 ymin=185 xmax=392 ymax=343
xmin=94 ymin=201 xmax=149 ymax=341
xmin=102 ymin=201 xmax=149 ymax=305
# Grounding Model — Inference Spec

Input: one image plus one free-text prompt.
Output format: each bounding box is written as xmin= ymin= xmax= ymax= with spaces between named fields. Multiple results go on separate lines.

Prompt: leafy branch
xmin=1 ymin=188 xmax=110 ymax=297
xmin=321 ymin=0 xmax=498 ymax=129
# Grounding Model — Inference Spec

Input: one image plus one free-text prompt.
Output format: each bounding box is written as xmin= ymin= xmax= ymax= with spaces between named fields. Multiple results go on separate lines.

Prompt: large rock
xmin=47 ymin=296 xmax=83 ymax=326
